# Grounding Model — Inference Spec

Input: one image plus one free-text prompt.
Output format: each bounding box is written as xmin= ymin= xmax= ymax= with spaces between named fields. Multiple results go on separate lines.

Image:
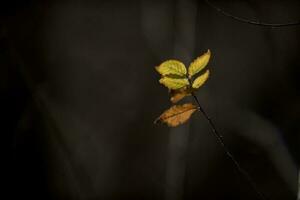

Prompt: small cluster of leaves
xmin=154 ymin=50 xmax=211 ymax=127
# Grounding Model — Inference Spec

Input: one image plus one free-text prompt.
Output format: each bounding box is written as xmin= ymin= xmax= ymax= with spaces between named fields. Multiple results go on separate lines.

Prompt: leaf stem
xmin=191 ymin=92 xmax=267 ymax=200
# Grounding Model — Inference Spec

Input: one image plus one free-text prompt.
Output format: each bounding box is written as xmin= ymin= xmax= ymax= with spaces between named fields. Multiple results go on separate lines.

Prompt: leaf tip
xmin=207 ymin=49 xmax=211 ymax=55
xmin=153 ymin=117 xmax=161 ymax=125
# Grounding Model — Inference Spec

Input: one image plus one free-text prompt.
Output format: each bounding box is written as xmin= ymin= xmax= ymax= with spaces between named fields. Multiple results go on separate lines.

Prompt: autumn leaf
xmin=159 ymin=76 xmax=189 ymax=90
xmin=155 ymin=50 xmax=211 ymax=119
xmin=170 ymin=87 xmax=192 ymax=103
xmin=154 ymin=103 xmax=198 ymax=127
xmin=188 ymin=50 xmax=210 ymax=78
xmin=192 ymin=70 xmax=210 ymax=89
xmin=155 ymin=60 xmax=187 ymax=77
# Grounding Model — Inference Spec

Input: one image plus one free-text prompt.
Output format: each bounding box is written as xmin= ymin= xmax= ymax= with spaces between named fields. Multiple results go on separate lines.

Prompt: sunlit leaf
xmin=188 ymin=49 xmax=210 ymax=78
xmin=192 ymin=70 xmax=210 ymax=89
xmin=155 ymin=60 xmax=187 ymax=77
xmin=170 ymin=87 xmax=192 ymax=103
xmin=154 ymin=51 xmax=212 ymax=127
xmin=154 ymin=103 xmax=197 ymax=127
xmin=159 ymin=76 xmax=189 ymax=90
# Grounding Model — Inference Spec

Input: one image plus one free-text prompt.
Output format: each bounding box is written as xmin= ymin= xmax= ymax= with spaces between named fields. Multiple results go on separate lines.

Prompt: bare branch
xmin=205 ymin=0 xmax=300 ymax=28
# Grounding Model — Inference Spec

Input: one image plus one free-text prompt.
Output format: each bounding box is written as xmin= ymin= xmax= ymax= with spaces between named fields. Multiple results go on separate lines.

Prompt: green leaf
xmin=192 ymin=70 xmax=210 ymax=89
xmin=188 ymin=50 xmax=210 ymax=78
xmin=155 ymin=60 xmax=187 ymax=77
xmin=159 ymin=76 xmax=189 ymax=90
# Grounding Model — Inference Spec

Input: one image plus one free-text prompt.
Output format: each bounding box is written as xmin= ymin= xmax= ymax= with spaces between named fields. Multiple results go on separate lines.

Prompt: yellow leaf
xmin=159 ymin=76 xmax=189 ymax=90
xmin=188 ymin=49 xmax=211 ymax=78
xmin=155 ymin=60 xmax=187 ymax=77
xmin=192 ymin=70 xmax=210 ymax=89
xmin=170 ymin=87 xmax=192 ymax=103
xmin=154 ymin=103 xmax=198 ymax=127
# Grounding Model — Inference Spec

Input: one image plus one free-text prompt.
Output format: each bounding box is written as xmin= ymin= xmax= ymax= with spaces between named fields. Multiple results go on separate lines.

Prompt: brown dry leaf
xmin=154 ymin=103 xmax=198 ymax=127
xmin=170 ymin=87 xmax=192 ymax=103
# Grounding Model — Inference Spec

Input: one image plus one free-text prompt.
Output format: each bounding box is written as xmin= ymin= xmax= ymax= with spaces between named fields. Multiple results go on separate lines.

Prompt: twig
xmin=204 ymin=0 xmax=300 ymax=27
xmin=297 ymin=169 xmax=300 ymax=200
xmin=191 ymin=92 xmax=267 ymax=200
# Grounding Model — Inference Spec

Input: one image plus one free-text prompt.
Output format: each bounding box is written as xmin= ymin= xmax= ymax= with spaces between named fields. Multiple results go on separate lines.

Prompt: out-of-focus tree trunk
xmin=141 ymin=0 xmax=198 ymax=199
xmin=164 ymin=1 xmax=197 ymax=200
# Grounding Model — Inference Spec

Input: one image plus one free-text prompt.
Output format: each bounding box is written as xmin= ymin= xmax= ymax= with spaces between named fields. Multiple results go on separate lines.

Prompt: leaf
xmin=154 ymin=103 xmax=198 ymax=127
xmin=192 ymin=70 xmax=210 ymax=89
xmin=170 ymin=87 xmax=192 ymax=103
xmin=188 ymin=49 xmax=211 ymax=78
xmin=155 ymin=60 xmax=187 ymax=77
xmin=159 ymin=76 xmax=189 ymax=90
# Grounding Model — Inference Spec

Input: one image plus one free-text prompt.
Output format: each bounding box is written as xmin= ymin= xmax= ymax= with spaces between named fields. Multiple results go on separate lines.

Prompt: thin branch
xmin=191 ymin=92 xmax=267 ymax=200
xmin=297 ymin=169 xmax=300 ymax=200
xmin=205 ymin=0 xmax=300 ymax=27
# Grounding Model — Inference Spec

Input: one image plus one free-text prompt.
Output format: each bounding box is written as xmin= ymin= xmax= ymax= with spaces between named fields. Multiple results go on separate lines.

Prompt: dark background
xmin=1 ymin=0 xmax=299 ymax=199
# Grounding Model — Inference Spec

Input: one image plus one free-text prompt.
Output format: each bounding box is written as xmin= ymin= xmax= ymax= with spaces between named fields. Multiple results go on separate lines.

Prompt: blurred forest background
xmin=1 ymin=0 xmax=299 ymax=199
